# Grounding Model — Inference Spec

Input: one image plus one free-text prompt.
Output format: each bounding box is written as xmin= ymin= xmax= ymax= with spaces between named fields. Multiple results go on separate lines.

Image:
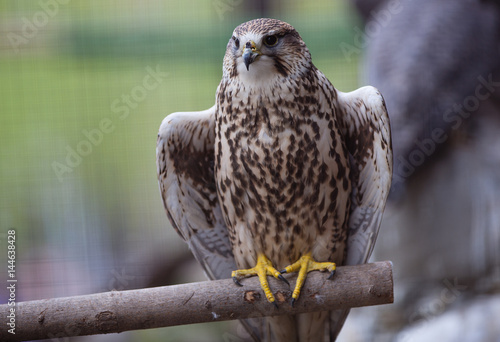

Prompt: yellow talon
xmin=231 ymin=253 xmax=288 ymax=305
xmin=281 ymin=253 xmax=336 ymax=306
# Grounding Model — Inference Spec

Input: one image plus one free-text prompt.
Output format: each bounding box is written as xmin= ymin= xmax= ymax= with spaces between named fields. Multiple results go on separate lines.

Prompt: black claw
xmin=278 ymin=274 xmax=290 ymax=285
xmin=279 ymin=269 xmax=287 ymax=274
xmin=272 ymin=301 xmax=278 ymax=309
xmin=291 ymin=298 xmax=296 ymax=307
xmin=327 ymin=270 xmax=336 ymax=280
xmin=232 ymin=277 xmax=243 ymax=286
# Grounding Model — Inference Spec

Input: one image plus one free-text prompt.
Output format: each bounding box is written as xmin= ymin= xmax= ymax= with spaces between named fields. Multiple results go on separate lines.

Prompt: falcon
xmin=157 ymin=18 xmax=392 ymax=341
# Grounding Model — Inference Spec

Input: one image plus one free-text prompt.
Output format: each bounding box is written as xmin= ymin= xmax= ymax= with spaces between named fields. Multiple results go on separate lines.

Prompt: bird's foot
xmin=280 ymin=253 xmax=336 ymax=306
xmin=232 ymin=253 xmax=289 ymax=306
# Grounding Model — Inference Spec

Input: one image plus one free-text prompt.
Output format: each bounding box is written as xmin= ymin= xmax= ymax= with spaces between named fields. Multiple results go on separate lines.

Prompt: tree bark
xmin=0 ymin=261 xmax=393 ymax=341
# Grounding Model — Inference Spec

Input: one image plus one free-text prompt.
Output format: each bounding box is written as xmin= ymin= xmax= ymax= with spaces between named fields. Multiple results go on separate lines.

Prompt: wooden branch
xmin=0 ymin=261 xmax=393 ymax=341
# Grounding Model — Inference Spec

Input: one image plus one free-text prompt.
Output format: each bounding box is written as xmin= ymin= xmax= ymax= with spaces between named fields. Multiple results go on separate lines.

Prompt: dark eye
xmin=264 ymin=35 xmax=278 ymax=47
xmin=233 ymin=37 xmax=240 ymax=49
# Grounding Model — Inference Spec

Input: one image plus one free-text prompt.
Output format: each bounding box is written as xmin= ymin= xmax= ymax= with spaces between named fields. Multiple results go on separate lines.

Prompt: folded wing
xmin=337 ymin=86 xmax=393 ymax=265
xmin=156 ymin=106 xmax=236 ymax=280
xmin=327 ymin=86 xmax=392 ymax=340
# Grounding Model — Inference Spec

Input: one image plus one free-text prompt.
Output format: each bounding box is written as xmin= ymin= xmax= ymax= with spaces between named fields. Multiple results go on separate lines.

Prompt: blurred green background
xmin=0 ymin=0 xmax=361 ymax=340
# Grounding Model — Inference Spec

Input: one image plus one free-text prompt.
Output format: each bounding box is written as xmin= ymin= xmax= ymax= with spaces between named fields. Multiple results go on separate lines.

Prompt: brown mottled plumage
xmin=157 ymin=18 xmax=392 ymax=342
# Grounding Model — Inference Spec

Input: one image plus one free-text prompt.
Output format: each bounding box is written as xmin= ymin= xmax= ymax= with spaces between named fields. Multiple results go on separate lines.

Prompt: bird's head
xmin=222 ymin=18 xmax=312 ymax=85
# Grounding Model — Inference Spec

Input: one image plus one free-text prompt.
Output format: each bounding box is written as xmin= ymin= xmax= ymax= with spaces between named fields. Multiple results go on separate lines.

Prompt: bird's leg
xmin=232 ymin=253 xmax=289 ymax=306
xmin=280 ymin=252 xmax=336 ymax=306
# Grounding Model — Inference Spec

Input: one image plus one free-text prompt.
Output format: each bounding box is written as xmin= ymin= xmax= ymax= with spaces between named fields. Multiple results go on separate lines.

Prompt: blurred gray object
xmin=342 ymin=0 xmax=500 ymax=340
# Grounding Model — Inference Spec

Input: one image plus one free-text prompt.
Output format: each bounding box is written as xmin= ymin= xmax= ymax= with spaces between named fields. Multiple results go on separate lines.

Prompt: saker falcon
xmin=157 ymin=18 xmax=392 ymax=342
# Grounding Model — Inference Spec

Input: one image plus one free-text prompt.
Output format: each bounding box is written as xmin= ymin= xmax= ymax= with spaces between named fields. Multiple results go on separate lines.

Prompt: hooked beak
xmin=242 ymin=40 xmax=261 ymax=71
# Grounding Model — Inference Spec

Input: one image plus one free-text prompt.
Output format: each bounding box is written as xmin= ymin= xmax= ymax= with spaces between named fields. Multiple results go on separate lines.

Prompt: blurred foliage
xmin=0 ymin=0 xmax=361 ymax=340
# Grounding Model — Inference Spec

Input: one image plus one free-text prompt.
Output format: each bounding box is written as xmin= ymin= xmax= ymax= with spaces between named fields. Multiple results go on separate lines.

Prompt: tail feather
xmin=241 ymin=310 xmax=346 ymax=342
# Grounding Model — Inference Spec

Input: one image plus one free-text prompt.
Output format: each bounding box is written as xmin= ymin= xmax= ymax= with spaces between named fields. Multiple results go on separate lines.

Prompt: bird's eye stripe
xmin=232 ymin=36 xmax=240 ymax=48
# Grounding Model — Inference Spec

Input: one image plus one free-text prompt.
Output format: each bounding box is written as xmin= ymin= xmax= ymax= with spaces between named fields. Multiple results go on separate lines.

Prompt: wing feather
xmin=156 ymin=106 xmax=236 ymax=280
xmin=337 ymin=86 xmax=393 ymax=265
xmin=325 ymin=86 xmax=392 ymax=341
